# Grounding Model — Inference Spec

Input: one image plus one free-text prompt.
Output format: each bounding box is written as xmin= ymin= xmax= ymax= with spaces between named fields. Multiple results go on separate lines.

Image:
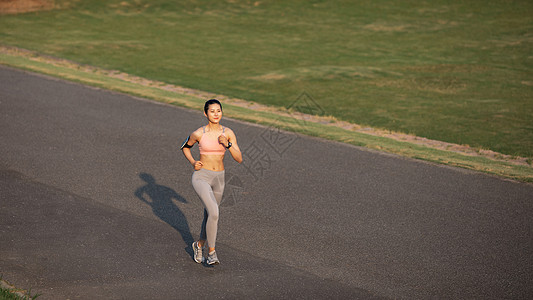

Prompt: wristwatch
xmin=226 ymin=142 xmax=232 ymax=149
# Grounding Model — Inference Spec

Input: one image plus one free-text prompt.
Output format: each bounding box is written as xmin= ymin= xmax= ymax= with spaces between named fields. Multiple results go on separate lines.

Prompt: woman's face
xmin=205 ymin=104 xmax=222 ymax=124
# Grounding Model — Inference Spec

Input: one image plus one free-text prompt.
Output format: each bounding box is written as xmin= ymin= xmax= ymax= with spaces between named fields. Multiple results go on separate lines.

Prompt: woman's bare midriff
xmin=200 ymin=154 xmax=225 ymax=171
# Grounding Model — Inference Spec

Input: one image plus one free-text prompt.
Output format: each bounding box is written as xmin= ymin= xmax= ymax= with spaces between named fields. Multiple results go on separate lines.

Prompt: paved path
xmin=1 ymin=66 xmax=532 ymax=299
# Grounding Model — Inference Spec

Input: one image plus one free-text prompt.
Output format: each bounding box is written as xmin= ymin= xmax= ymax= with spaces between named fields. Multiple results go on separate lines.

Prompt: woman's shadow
xmin=134 ymin=173 xmax=194 ymax=257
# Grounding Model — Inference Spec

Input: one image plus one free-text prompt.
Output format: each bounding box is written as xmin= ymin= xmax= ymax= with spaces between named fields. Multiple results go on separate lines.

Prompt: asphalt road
xmin=1 ymin=66 xmax=532 ymax=299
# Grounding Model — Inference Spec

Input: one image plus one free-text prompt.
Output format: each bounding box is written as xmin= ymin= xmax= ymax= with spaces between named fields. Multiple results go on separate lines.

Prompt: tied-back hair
xmin=204 ymin=99 xmax=222 ymax=114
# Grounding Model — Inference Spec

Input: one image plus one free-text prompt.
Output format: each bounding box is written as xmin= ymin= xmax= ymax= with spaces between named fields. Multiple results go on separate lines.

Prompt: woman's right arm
xmin=181 ymin=130 xmax=203 ymax=170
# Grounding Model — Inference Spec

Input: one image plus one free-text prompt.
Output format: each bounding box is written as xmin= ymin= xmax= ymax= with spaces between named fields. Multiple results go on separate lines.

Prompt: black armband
xmin=180 ymin=136 xmax=194 ymax=150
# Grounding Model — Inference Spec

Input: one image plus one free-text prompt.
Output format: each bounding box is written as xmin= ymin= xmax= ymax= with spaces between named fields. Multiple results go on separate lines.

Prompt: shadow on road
xmin=134 ymin=172 xmax=194 ymax=258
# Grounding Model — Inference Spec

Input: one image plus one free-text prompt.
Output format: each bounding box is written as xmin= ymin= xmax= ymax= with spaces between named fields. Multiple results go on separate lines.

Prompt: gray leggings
xmin=192 ymin=168 xmax=225 ymax=248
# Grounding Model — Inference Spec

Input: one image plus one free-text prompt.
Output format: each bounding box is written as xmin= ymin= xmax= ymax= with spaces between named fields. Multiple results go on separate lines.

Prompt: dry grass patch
xmin=250 ymin=66 xmax=399 ymax=82
xmin=363 ymin=23 xmax=410 ymax=32
xmin=372 ymin=77 xmax=467 ymax=94
xmin=403 ymin=64 xmax=490 ymax=73
xmin=0 ymin=0 xmax=54 ymax=14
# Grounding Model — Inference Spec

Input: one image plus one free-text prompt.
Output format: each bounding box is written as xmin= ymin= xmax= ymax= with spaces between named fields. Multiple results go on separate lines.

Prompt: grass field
xmin=1 ymin=0 xmax=532 ymax=158
xmin=0 ymin=277 xmax=37 ymax=300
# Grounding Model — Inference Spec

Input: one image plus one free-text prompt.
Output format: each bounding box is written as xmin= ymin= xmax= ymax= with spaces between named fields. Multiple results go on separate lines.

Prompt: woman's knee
xmin=208 ymin=207 xmax=219 ymax=222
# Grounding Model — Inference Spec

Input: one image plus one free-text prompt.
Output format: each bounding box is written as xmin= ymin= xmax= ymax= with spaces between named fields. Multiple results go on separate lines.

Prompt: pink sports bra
xmin=199 ymin=126 xmax=226 ymax=155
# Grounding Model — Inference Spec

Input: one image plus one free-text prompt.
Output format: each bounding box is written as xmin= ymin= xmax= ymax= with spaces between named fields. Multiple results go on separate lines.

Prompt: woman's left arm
xmin=222 ymin=129 xmax=242 ymax=163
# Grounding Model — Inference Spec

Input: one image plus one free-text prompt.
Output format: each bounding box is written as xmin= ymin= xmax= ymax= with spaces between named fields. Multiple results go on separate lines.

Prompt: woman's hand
xmin=222 ymin=129 xmax=242 ymax=163
xmin=218 ymin=135 xmax=229 ymax=148
xmin=193 ymin=160 xmax=204 ymax=170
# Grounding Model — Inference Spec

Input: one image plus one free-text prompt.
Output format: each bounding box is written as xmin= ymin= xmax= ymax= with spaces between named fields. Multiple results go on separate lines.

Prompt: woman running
xmin=181 ymin=99 xmax=242 ymax=265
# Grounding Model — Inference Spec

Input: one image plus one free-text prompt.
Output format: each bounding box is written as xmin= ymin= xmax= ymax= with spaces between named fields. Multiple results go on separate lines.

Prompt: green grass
xmin=0 ymin=289 xmax=37 ymax=300
xmin=0 ymin=0 xmax=532 ymax=158
xmin=1 ymin=0 xmax=532 ymax=158
xmin=0 ymin=278 xmax=39 ymax=300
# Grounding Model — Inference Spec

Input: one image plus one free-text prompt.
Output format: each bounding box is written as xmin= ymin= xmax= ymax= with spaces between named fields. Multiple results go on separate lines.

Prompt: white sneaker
xmin=192 ymin=241 xmax=204 ymax=263
xmin=206 ymin=250 xmax=220 ymax=265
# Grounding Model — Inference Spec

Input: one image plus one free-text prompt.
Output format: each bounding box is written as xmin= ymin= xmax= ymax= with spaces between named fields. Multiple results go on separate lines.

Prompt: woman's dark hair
xmin=204 ymin=99 xmax=222 ymax=114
